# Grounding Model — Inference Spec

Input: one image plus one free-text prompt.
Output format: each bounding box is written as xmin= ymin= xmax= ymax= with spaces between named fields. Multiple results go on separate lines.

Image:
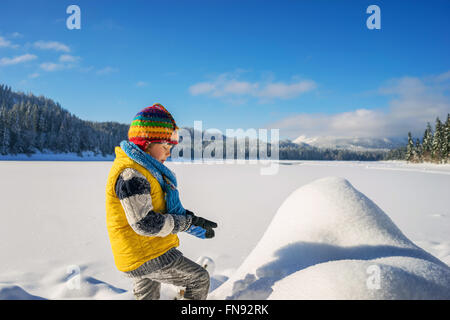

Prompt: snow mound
xmin=0 ymin=265 xmax=131 ymax=300
xmin=209 ymin=177 xmax=450 ymax=300
xmin=0 ymin=284 xmax=45 ymax=300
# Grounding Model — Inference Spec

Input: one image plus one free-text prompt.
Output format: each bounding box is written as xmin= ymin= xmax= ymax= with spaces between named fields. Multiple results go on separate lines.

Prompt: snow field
xmin=0 ymin=160 xmax=449 ymax=299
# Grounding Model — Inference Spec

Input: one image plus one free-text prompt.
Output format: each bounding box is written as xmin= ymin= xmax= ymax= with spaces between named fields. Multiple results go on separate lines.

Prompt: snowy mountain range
xmin=293 ymin=135 xmax=407 ymax=151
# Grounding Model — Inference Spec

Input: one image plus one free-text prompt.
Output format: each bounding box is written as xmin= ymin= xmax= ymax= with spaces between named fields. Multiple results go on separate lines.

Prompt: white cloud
xmin=258 ymin=81 xmax=317 ymax=100
xmin=0 ymin=54 xmax=37 ymax=66
xmin=40 ymin=62 xmax=63 ymax=72
xmin=189 ymin=71 xmax=316 ymax=102
xmin=10 ymin=32 xmax=23 ymax=38
xmin=96 ymin=66 xmax=118 ymax=75
xmin=136 ymin=81 xmax=148 ymax=87
xmin=59 ymin=54 xmax=79 ymax=63
xmin=28 ymin=73 xmax=40 ymax=79
xmin=79 ymin=66 xmax=94 ymax=73
xmin=189 ymin=82 xmax=216 ymax=95
xmin=266 ymin=71 xmax=450 ymax=139
xmin=0 ymin=36 xmax=19 ymax=48
xmin=433 ymin=70 xmax=450 ymax=82
xmin=34 ymin=40 xmax=70 ymax=52
xmin=39 ymin=55 xmax=80 ymax=72
xmin=221 ymin=80 xmax=258 ymax=96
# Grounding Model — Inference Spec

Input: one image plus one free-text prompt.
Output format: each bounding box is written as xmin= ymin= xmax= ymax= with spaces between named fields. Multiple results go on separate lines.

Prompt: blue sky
xmin=0 ymin=0 xmax=449 ymax=140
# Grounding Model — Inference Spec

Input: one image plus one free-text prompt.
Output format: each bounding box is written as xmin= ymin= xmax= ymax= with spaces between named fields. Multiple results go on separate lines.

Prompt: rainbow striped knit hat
xmin=128 ymin=103 xmax=179 ymax=151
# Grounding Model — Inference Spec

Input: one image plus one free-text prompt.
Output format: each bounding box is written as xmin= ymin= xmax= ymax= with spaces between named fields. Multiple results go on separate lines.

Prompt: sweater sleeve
xmin=114 ymin=168 xmax=192 ymax=237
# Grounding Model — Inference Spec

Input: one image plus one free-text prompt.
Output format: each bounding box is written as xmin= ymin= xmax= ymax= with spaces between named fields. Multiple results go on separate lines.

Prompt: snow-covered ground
xmin=0 ymin=160 xmax=449 ymax=299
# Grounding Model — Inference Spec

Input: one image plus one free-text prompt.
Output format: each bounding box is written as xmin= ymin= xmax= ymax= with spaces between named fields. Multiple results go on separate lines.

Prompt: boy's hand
xmin=185 ymin=210 xmax=218 ymax=239
xmin=191 ymin=215 xmax=218 ymax=230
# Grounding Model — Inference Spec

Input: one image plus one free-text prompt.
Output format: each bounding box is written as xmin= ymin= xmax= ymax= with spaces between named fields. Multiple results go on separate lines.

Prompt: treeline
xmin=2 ymin=83 xmax=445 ymax=163
xmin=168 ymin=128 xmax=387 ymax=161
xmin=404 ymin=115 xmax=450 ymax=164
xmin=277 ymin=140 xmax=386 ymax=161
xmin=0 ymin=84 xmax=128 ymax=156
xmin=0 ymin=84 xmax=390 ymax=160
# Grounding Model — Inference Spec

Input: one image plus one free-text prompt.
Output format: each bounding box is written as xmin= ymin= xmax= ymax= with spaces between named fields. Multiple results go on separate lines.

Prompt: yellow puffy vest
xmin=105 ymin=147 xmax=179 ymax=272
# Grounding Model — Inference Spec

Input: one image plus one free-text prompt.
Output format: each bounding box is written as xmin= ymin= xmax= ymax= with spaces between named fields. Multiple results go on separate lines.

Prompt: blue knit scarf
xmin=120 ymin=140 xmax=206 ymax=238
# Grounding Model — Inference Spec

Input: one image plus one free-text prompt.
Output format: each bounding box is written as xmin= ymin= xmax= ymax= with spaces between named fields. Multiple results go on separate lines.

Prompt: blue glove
xmin=185 ymin=225 xmax=208 ymax=239
xmin=185 ymin=210 xmax=217 ymax=239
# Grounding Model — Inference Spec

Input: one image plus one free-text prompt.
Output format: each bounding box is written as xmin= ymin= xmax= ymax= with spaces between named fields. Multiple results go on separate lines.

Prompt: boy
xmin=105 ymin=103 xmax=217 ymax=300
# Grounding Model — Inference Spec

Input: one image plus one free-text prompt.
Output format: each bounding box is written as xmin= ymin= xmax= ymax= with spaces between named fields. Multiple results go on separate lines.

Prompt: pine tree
xmin=1 ymin=127 xmax=10 ymax=155
xmin=443 ymin=113 xmax=450 ymax=163
xmin=431 ymin=117 xmax=443 ymax=163
xmin=406 ymin=132 xmax=414 ymax=162
xmin=422 ymin=122 xmax=433 ymax=162
xmin=414 ymin=138 xmax=422 ymax=163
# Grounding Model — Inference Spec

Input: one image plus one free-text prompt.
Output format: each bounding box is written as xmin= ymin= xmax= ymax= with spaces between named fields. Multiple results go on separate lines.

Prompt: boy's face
xmin=146 ymin=143 xmax=173 ymax=164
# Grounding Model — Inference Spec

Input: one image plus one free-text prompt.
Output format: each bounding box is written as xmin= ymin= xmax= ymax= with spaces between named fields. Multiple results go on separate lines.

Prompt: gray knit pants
xmin=131 ymin=255 xmax=210 ymax=300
